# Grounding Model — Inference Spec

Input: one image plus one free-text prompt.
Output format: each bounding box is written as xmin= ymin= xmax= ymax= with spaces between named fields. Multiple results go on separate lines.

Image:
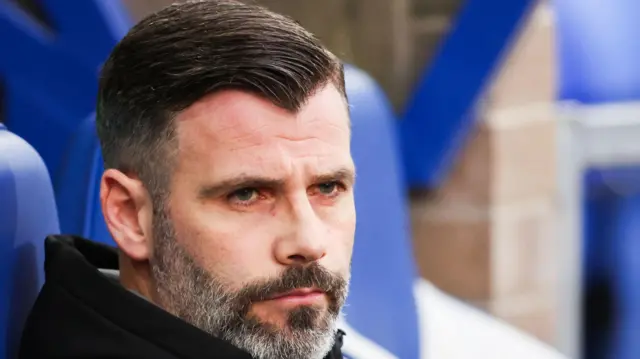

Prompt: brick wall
xmin=411 ymin=2 xmax=560 ymax=344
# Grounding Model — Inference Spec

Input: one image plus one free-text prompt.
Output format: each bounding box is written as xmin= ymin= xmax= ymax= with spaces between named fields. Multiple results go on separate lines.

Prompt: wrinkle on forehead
xmin=176 ymin=85 xmax=349 ymax=148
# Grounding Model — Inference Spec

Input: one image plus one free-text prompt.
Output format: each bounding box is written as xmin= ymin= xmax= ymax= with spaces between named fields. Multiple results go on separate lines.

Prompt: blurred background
xmin=3 ymin=0 xmax=640 ymax=358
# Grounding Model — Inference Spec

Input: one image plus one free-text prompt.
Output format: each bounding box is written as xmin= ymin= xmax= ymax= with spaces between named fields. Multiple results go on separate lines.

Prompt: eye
xmin=315 ymin=181 xmax=344 ymax=197
xmin=227 ymin=188 xmax=260 ymax=206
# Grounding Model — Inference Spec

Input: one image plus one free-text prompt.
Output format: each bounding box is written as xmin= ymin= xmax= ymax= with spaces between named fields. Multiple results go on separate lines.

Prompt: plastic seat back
xmin=0 ymin=124 xmax=59 ymax=358
xmin=342 ymin=65 xmax=419 ymax=359
xmin=54 ymin=115 xmax=110 ymax=244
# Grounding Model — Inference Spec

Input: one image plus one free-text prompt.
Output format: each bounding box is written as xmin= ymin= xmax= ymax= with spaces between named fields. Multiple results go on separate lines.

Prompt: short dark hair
xmin=97 ymin=0 xmax=345 ymax=202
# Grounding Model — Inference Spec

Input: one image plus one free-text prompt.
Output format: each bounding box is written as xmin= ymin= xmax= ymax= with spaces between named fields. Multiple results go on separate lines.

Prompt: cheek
xmin=169 ymin=205 xmax=278 ymax=290
xmin=323 ymin=195 xmax=356 ymax=268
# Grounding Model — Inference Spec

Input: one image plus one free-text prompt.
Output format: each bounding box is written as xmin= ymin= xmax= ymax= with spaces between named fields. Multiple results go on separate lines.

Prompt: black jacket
xmin=19 ymin=235 xmax=344 ymax=358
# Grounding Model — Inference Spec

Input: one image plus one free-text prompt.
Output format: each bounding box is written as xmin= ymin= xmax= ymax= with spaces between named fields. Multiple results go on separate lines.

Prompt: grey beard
xmin=148 ymin=208 xmax=347 ymax=359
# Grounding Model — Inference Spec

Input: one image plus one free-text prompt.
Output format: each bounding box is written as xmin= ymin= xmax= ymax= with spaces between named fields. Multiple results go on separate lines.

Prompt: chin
xmin=256 ymin=314 xmax=291 ymax=330
xmin=254 ymin=304 xmax=329 ymax=332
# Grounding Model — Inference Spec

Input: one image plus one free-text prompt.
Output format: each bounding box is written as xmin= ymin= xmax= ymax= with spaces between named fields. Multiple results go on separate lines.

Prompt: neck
xmin=118 ymin=254 xmax=156 ymax=303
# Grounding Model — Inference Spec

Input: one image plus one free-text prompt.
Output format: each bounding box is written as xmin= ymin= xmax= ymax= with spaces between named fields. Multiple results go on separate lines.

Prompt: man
xmin=19 ymin=1 xmax=355 ymax=358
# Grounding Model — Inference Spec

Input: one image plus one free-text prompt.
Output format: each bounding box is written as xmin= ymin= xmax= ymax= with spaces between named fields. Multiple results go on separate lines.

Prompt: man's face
xmin=151 ymin=84 xmax=355 ymax=359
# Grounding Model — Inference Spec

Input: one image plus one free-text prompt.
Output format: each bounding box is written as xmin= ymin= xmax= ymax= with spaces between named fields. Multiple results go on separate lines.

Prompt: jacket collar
xmin=45 ymin=235 xmax=344 ymax=358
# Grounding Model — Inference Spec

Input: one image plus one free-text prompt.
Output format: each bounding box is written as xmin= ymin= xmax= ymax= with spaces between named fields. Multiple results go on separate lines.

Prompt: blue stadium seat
xmin=0 ymin=124 xmax=59 ymax=358
xmin=557 ymin=0 xmax=640 ymax=103
xmin=54 ymin=115 xmax=110 ymax=244
xmin=341 ymin=65 xmax=419 ymax=359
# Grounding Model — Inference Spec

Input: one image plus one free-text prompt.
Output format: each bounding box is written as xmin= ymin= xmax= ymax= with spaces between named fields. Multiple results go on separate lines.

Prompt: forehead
xmin=174 ymin=85 xmax=352 ymax=178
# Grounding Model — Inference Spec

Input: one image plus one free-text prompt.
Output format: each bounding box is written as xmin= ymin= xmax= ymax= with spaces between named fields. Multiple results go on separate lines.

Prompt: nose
xmin=274 ymin=194 xmax=327 ymax=265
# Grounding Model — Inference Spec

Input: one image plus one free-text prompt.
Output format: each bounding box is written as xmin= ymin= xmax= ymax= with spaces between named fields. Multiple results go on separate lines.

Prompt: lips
xmin=267 ymin=288 xmax=324 ymax=300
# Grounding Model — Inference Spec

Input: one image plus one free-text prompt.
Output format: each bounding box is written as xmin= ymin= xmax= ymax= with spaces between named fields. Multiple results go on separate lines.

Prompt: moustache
xmin=232 ymin=263 xmax=348 ymax=314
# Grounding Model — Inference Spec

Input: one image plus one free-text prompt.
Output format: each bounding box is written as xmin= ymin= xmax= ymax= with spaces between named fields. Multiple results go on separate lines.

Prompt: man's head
xmin=97 ymin=1 xmax=355 ymax=358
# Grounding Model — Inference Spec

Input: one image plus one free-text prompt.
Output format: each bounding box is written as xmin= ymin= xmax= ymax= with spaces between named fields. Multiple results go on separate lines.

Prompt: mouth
xmin=265 ymin=288 xmax=326 ymax=306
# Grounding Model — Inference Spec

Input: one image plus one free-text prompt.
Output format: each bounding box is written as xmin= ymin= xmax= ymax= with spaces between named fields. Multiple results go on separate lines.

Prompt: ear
xmin=100 ymin=169 xmax=154 ymax=261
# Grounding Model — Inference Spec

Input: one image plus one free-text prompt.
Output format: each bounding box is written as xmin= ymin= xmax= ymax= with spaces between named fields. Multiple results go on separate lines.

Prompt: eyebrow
xmin=198 ymin=176 xmax=285 ymax=200
xmin=197 ymin=167 xmax=356 ymax=200
xmin=311 ymin=168 xmax=356 ymax=187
